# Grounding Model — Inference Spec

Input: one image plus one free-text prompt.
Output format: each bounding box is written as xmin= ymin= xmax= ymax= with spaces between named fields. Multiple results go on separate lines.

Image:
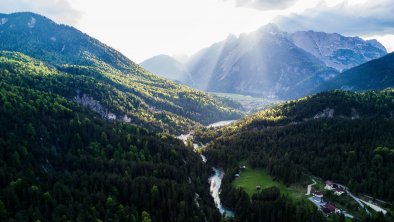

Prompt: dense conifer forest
xmin=0 ymin=82 xmax=224 ymax=221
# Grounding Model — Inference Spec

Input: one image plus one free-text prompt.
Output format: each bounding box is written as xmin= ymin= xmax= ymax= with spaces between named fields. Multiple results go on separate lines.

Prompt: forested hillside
xmin=0 ymin=82 xmax=223 ymax=221
xmin=0 ymin=12 xmax=242 ymax=134
xmin=197 ymin=90 xmax=394 ymax=201
xmin=316 ymin=52 xmax=394 ymax=93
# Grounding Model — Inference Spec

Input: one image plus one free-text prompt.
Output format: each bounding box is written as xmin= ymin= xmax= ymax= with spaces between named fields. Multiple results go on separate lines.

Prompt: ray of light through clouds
xmin=1 ymin=0 xmax=393 ymax=62
xmin=67 ymin=0 xmax=287 ymax=62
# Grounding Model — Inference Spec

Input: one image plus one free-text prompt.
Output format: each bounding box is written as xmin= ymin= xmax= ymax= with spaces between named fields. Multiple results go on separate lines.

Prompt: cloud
xmin=0 ymin=0 xmax=82 ymax=25
xmin=224 ymin=0 xmax=297 ymax=10
xmin=274 ymin=0 xmax=394 ymax=36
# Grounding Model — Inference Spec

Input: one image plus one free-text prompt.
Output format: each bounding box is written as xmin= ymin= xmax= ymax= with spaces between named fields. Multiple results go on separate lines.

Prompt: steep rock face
xmin=289 ymin=31 xmax=387 ymax=71
xmin=314 ymin=108 xmax=335 ymax=119
xmin=186 ymin=24 xmax=339 ymax=99
xmin=73 ymin=93 xmax=118 ymax=120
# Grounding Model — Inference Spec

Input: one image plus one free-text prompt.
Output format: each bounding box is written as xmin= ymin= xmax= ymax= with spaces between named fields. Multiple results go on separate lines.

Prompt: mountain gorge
xmin=143 ymin=24 xmax=387 ymax=100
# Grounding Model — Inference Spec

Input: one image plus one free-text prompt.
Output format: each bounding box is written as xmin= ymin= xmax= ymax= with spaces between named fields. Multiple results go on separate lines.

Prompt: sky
xmin=1 ymin=0 xmax=394 ymax=62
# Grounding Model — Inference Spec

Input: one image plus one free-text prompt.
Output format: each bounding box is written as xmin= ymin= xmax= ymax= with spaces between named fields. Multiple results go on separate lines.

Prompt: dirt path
xmin=306 ymin=179 xmax=317 ymax=195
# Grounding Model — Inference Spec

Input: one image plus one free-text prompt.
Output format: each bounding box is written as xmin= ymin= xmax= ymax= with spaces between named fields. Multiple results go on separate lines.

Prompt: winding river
xmin=178 ymin=120 xmax=237 ymax=217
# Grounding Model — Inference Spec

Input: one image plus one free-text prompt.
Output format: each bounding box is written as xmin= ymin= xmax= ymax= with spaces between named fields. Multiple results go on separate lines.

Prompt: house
xmin=321 ymin=207 xmax=332 ymax=216
xmin=322 ymin=203 xmax=337 ymax=215
xmin=321 ymin=203 xmax=342 ymax=216
xmin=312 ymin=191 xmax=324 ymax=203
xmin=256 ymin=185 xmax=261 ymax=190
xmin=240 ymin=165 xmax=246 ymax=170
xmin=334 ymin=187 xmax=345 ymax=196
xmin=324 ymin=180 xmax=338 ymax=190
xmin=235 ymin=174 xmax=240 ymax=178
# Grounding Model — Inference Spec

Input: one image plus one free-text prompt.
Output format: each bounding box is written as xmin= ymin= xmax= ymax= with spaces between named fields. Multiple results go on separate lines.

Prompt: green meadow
xmin=232 ymin=167 xmax=306 ymax=199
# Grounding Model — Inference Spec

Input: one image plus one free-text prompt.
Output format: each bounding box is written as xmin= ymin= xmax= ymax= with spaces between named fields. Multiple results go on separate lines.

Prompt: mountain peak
xmin=289 ymin=30 xmax=387 ymax=71
xmin=225 ymin=33 xmax=237 ymax=42
xmin=258 ymin=23 xmax=281 ymax=35
xmin=0 ymin=11 xmax=136 ymax=72
xmin=0 ymin=12 xmax=54 ymax=26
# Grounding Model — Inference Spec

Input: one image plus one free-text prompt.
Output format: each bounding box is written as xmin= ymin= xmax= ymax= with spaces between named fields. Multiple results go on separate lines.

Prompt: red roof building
xmin=324 ymin=203 xmax=336 ymax=213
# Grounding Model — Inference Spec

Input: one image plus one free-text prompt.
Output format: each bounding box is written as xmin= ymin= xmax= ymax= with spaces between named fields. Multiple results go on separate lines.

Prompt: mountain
xmin=140 ymin=54 xmax=193 ymax=83
xmin=0 ymin=12 xmax=242 ymax=134
xmin=290 ymin=31 xmax=387 ymax=72
xmin=182 ymin=24 xmax=386 ymax=99
xmin=195 ymin=89 xmax=394 ymax=204
xmin=186 ymin=24 xmax=339 ymax=99
xmin=315 ymin=52 xmax=394 ymax=92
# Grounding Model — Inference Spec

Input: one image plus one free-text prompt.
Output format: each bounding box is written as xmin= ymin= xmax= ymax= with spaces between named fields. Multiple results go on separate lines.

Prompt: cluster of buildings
xmin=310 ymin=180 xmax=347 ymax=216
xmin=324 ymin=180 xmax=346 ymax=196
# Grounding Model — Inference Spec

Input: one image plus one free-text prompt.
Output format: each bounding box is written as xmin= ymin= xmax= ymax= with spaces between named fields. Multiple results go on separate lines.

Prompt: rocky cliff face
xmin=186 ymin=24 xmax=339 ymax=99
xmin=289 ymin=31 xmax=387 ymax=72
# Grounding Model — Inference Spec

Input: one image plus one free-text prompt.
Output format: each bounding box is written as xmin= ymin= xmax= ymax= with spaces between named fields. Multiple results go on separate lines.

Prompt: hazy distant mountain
xmin=140 ymin=54 xmax=192 ymax=83
xmin=186 ymin=24 xmax=339 ymax=99
xmin=290 ymin=31 xmax=387 ymax=71
xmin=316 ymin=52 xmax=394 ymax=92
xmin=183 ymin=24 xmax=387 ymax=99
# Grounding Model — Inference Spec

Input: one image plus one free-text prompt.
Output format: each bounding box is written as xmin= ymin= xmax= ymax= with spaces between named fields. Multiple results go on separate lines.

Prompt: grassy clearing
xmin=233 ymin=167 xmax=295 ymax=197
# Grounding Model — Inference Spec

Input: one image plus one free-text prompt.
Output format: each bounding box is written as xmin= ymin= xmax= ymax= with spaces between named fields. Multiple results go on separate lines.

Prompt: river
xmin=177 ymin=120 xmax=237 ymax=217
xmin=206 ymin=120 xmax=237 ymax=128
xmin=208 ymin=167 xmax=235 ymax=217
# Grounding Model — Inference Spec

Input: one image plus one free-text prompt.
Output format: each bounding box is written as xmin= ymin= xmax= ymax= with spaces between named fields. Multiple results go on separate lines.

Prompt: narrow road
xmin=347 ymin=191 xmax=371 ymax=215
xmin=359 ymin=199 xmax=387 ymax=215
xmin=306 ymin=179 xmax=317 ymax=195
